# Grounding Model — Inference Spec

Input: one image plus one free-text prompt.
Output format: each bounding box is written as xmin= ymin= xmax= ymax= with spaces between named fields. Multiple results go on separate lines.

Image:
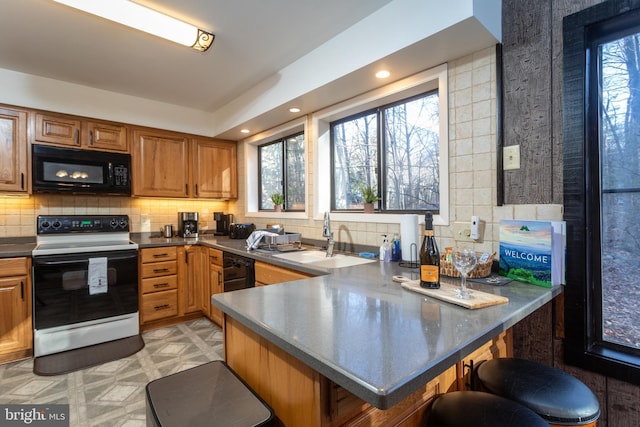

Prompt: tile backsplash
xmin=0 ymin=195 xmax=228 ymax=238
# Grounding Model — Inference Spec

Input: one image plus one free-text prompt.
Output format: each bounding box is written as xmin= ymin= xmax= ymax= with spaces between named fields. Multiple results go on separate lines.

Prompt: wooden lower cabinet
xmin=139 ymin=247 xmax=180 ymax=327
xmin=207 ymin=248 xmax=224 ymax=325
xmin=0 ymin=257 xmax=32 ymax=363
xmin=255 ymin=260 xmax=314 ymax=286
xmin=224 ymin=317 xmax=511 ymax=427
xmin=182 ymin=246 xmax=208 ymax=316
xmin=457 ymin=330 xmax=513 ymax=391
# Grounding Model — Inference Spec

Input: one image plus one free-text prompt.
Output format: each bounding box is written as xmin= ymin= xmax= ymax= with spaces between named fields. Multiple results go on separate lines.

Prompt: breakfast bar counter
xmin=212 ymin=260 xmax=562 ymax=425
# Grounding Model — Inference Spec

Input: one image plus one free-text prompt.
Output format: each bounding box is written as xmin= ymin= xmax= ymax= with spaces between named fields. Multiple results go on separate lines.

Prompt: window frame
xmin=257 ymin=131 xmax=305 ymax=212
xmin=312 ymin=64 xmax=449 ymax=226
xmin=563 ymin=0 xmax=640 ymax=385
xmin=329 ymin=90 xmax=440 ymax=214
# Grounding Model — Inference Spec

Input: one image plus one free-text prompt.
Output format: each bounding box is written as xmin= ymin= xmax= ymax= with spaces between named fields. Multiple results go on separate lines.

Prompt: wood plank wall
xmin=503 ymin=1 xmax=640 ymax=426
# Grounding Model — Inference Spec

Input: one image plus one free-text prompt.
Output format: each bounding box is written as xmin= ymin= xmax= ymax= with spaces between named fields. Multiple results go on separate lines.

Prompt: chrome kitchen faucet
xmin=323 ymin=211 xmax=335 ymax=257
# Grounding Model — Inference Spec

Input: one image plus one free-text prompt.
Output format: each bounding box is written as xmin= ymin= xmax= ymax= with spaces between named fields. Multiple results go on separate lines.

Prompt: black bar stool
xmin=476 ymin=358 xmax=600 ymax=427
xmin=146 ymin=360 xmax=274 ymax=427
xmin=428 ymin=391 xmax=549 ymax=427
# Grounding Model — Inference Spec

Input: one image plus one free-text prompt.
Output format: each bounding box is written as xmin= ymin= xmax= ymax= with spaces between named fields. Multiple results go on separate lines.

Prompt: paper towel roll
xmin=400 ymin=214 xmax=420 ymax=263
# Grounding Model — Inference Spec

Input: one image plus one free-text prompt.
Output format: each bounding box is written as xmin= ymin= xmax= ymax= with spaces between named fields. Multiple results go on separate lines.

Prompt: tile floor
xmin=0 ymin=318 xmax=224 ymax=426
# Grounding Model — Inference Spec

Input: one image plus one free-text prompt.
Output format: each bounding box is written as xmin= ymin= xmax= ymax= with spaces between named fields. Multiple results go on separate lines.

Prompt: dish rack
xmin=257 ymin=232 xmax=303 ymax=252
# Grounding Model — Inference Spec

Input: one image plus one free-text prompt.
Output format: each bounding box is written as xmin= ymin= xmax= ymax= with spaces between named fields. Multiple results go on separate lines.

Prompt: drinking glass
xmin=452 ymin=248 xmax=477 ymax=299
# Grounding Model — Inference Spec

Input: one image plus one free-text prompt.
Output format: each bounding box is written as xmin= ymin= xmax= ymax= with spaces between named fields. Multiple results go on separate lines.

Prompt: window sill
xmin=246 ymin=211 xmax=308 ymax=220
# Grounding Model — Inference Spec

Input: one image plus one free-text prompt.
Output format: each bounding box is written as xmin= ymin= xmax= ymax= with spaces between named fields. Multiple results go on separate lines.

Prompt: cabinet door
xmin=0 ymin=276 xmax=30 ymax=358
xmin=192 ymin=138 xmax=237 ymax=199
xmin=457 ymin=329 xmax=513 ymax=391
xmin=0 ymin=107 xmax=28 ymax=192
xmin=85 ymin=120 xmax=128 ymax=152
xmin=208 ymin=263 xmax=223 ymax=325
xmin=35 ymin=112 xmax=81 ymax=147
xmin=183 ymin=246 xmax=208 ymax=315
xmin=132 ymin=129 xmax=189 ymax=197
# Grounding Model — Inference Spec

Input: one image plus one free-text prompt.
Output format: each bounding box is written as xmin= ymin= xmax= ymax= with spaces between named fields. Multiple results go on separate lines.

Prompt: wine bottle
xmin=420 ymin=212 xmax=440 ymax=289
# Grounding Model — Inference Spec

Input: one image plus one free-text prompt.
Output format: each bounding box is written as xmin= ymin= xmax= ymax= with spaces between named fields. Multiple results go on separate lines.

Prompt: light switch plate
xmin=503 ymin=145 xmax=521 ymax=170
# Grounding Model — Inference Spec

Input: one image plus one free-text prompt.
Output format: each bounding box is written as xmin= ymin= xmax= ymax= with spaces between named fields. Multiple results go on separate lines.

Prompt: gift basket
xmin=439 ymin=251 xmax=494 ymax=278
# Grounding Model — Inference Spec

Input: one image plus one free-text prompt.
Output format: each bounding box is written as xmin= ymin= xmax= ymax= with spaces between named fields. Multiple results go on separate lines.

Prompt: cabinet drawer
xmin=141 ymin=275 xmax=177 ymax=294
xmin=0 ymin=258 xmax=29 ymax=277
xmin=141 ymin=246 xmax=177 ymax=263
xmin=255 ymin=261 xmax=313 ymax=285
xmin=141 ymin=261 xmax=177 ymax=278
xmin=209 ymin=248 xmax=223 ymax=266
xmin=141 ymin=290 xmax=178 ymax=322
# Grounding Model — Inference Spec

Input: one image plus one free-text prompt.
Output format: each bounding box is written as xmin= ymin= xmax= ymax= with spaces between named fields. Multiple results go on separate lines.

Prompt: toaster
xmin=229 ymin=223 xmax=256 ymax=239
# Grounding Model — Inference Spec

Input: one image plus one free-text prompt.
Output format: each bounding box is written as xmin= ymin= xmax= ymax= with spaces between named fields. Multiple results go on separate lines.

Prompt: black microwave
xmin=32 ymin=145 xmax=131 ymax=195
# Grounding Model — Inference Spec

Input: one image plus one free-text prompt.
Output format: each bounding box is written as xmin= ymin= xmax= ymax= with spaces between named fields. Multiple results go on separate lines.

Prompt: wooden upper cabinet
xmin=132 ymin=128 xmax=190 ymax=197
xmin=84 ymin=120 xmax=128 ymax=152
xmin=35 ymin=112 xmax=128 ymax=153
xmin=0 ymin=107 xmax=28 ymax=193
xmin=191 ymin=138 xmax=237 ymax=199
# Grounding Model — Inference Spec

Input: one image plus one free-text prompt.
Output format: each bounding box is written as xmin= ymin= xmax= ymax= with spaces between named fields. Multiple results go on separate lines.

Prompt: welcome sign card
xmin=498 ymin=219 xmax=566 ymax=288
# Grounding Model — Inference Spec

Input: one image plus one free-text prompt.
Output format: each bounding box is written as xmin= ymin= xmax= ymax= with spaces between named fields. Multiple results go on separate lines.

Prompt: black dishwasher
xmin=223 ymin=253 xmax=255 ymax=291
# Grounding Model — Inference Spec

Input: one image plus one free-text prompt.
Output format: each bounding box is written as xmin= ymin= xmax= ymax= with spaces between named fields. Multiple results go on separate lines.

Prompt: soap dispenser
xmin=380 ymin=234 xmax=391 ymax=262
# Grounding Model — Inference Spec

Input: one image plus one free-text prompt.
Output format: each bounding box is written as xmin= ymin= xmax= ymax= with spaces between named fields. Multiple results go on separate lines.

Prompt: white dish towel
xmin=88 ymin=257 xmax=108 ymax=295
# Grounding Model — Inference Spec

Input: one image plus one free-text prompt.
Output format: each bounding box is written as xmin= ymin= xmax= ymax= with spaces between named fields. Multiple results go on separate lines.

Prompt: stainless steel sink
xmin=272 ymin=250 xmax=376 ymax=268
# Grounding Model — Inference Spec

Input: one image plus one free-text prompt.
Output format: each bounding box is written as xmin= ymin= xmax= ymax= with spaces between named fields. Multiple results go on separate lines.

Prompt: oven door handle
xmin=34 ymin=253 xmax=138 ymax=266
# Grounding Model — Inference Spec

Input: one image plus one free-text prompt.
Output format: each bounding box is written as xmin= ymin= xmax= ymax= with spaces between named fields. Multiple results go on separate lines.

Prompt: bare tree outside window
xmin=599 ymin=32 xmax=640 ymax=350
xmin=331 ymin=91 xmax=440 ymax=212
xmin=258 ymin=133 xmax=305 ymax=211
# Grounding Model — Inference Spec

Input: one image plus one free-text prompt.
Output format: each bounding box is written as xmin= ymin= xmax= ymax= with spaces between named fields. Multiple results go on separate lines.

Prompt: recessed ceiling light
xmin=240 ymin=129 xmax=250 ymax=134
xmin=375 ymin=70 xmax=391 ymax=79
xmin=289 ymin=107 xmax=301 ymax=113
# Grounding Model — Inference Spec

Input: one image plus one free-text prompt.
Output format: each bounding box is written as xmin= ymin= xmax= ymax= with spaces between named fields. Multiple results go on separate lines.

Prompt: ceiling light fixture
xmin=375 ymin=70 xmax=391 ymax=79
xmin=240 ymin=129 xmax=250 ymax=134
xmin=289 ymin=107 xmax=301 ymax=113
xmin=52 ymin=0 xmax=214 ymax=52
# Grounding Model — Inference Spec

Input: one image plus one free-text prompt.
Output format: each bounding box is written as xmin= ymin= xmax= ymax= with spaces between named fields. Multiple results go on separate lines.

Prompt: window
xmin=258 ymin=132 xmax=305 ymax=211
xmin=330 ymin=91 xmax=440 ymax=212
xmin=563 ymin=0 xmax=640 ymax=384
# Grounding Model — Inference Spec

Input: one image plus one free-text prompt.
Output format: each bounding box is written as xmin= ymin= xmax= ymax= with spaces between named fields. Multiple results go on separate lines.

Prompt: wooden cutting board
xmin=401 ymin=280 xmax=509 ymax=309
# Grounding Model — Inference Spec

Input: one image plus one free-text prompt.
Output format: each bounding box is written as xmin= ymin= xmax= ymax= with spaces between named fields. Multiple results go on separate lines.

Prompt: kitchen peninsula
xmin=212 ymin=258 xmax=561 ymax=426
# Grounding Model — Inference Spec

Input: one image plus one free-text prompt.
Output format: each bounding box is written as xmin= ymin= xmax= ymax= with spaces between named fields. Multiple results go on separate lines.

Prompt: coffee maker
xmin=214 ymin=212 xmax=233 ymax=236
xmin=178 ymin=212 xmax=199 ymax=238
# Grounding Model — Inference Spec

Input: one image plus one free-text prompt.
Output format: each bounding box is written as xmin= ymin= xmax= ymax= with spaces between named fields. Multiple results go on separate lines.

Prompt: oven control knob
xmin=110 ymin=219 xmax=118 ymax=228
xmin=119 ymin=219 xmax=128 ymax=229
xmin=40 ymin=220 xmax=50 ymax=229
xmin=52 ymin=221 xmax=61 ymax=229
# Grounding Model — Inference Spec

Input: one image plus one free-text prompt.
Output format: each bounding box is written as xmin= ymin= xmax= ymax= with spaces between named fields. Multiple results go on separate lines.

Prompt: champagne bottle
xmin=420 ymin=212 xmax=440 ymax=289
